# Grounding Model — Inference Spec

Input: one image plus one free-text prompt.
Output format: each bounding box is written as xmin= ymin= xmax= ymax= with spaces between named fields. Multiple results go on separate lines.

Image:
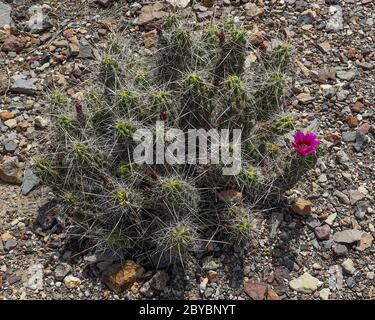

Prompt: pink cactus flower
xmin=292 ymin=131 xmax=320 ymax=156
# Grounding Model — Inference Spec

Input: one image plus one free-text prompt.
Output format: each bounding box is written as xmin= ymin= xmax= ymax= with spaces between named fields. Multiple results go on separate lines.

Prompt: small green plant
xmin=50 ymin=90 xmax=69 ymax=108
xmin=101 ymin=55 xmax=119 ymax=73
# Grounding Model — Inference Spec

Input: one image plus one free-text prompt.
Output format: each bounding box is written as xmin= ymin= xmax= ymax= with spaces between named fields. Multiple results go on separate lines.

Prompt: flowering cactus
xmin=37 ymin=14 xmax=320 ymax=266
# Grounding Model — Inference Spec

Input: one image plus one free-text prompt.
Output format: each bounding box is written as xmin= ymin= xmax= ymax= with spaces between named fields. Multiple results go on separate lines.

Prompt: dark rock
xmin=21 ymin=168 xmax=40 ymax=195
xmin=11 ymin=75 xmax=38 ymax=95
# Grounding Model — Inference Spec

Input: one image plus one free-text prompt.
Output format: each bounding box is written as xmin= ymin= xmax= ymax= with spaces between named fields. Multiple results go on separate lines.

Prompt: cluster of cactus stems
xmin=36 ymin=14 xmax=318 ymax=266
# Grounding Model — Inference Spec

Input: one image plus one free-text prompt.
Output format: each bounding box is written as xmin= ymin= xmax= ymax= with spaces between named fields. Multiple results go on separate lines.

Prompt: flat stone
xmin=349 ymin=189 xmax=364 ymax=205
xmin=341 ymin=258 xmax=355 ymax=275
xmin=24 ymin=264 xmax=44 ymax=290
xmin=342 ymin=131 xmax=356 ymax=142
xmin=21 ymin=168 xmax=40 ymax=195
xmin=11 ymin=75 xmax=38 ymax=95
xmin=297 ymin=92 xmax=314 ymax=104
xmin=4 ymin=118 xmax=17 ymax=129
xmin=327 ymin=6 xmax=343 ymax=31
xmin=289 ymin=273 xmax=321 ymax=293
xmin=137 ymin=3 xmax=166 ymax=26
xmin=244 ymin=278 xmax=267 ymax=300
xmin=0 ymin=1 xmax=11 ymax=27
xmin=333 ymin=229 xmax=363 ymax=244
xmin=356 ymin=232 xmax=373 ymax=252
xmin=336 ymin=70 xmax=356 ymax=81
xmin=317 ymin=42 xmax=331 ymax=54
xmin=245 ymin=3 xmax=264 ymax=18
xmin=5 ymin=238 xmax=17 ymax=250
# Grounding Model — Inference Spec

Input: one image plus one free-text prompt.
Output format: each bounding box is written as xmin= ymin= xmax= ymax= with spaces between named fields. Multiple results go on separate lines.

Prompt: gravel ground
xmin=0 ymin=0 xmax=374 ymax=300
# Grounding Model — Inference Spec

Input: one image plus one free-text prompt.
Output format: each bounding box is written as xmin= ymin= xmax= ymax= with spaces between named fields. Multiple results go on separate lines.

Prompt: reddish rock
xmin=358 ymin=123 xmax=371 ymax=135
xmin=267 ymin=288 xmax=281 ymax=300
xmin=351 ymin=101 xmax=364 ymax=113
xmin=0 ymin=112 xmax=15 ymax=121
xmin=102 ymin=260 xmax=143 ymax=293
xmin=16 ymin=121 xmax=29 ymax=132
xmin=63 ymin=29 xmax=74 ymax=39
xmin=244 ymin=278 xmax=267 ymax=300
xmin=314 ymin=224 xmax=331 ymax=240
xmin=346 ymin=116 xmax=358 ymax=128
xmin=347 ymin=47 xmax=357 ymax=60
xmin=1 ymin=35 xmax=25 ymax=53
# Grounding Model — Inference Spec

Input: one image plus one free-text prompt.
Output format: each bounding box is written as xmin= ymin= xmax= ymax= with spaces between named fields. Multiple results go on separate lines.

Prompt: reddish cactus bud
xmin=213 ymin=77 xmax=220 ymax=87
xmin=160 ymin=111 xmax=168 ymax=120
xmin=75 ymin=101 xmax=83 ymax=114
xmin=259 ymin=42 xmax=267 ymax=50
xmin=155 ymin=24 xmax=162 ymax=35
xmin=217 ymin=31 xmax=225 ymax=42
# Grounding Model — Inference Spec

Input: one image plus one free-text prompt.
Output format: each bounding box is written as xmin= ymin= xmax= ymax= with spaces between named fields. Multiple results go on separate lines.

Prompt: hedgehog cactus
xmin=38 ymin=15 xmax=319 ymax=266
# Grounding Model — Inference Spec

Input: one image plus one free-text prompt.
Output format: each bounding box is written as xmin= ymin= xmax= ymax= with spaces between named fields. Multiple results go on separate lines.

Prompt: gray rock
xmin=336 ymin=150 xmax=350 ymax=166
xmin=34 ymin=116 xmax=49 ymax=129
xmin=336 ymin=90 xmax=349 ymax=101
xmin=140 ymin=270 xmax=169 ymax=297
xmin=333 ymin=190 xmax=350 ymax=204
xmin=21 ymin=168 xmax=40 ymax=195
xmin=342 ymin=131 xmax=356 ymax=142
xmin=5 ymin=238 xmax=18 ymax=250
xmin=328 ymin=265 xmax=343 ymax=290
xmin=24 ymin=263 xmax=44 ymax=290
xmin=11 ymin=75 xmax=38 ymax=95
xmin=327 ymin=6 xmax=343 ymax=31
xmin=54 ymin=263 xmax=72 ymax=281
xmin=0 ymin=1 xmax=11 ymax=27
xmin=333 ymin=229 xmax=363 ymax=244
xmin=27 ymin=6 xmax=52 ymax=34
xmin=336 ymin=70 xmax=356 ymax=81
xmin=4 ymin=139 xmax=17 ymax=152
xmin=333 ymin=244 xmax=348 ymax=256
xmin=355 ymin=201 xmax=369 ymax=220
xmin=349 ymin=189 xmax=364 ymax=206
xmin=78 ymin=44 xmax=93 ymax=59
xmin=353 ymin=131 xmax=367 ymax=152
